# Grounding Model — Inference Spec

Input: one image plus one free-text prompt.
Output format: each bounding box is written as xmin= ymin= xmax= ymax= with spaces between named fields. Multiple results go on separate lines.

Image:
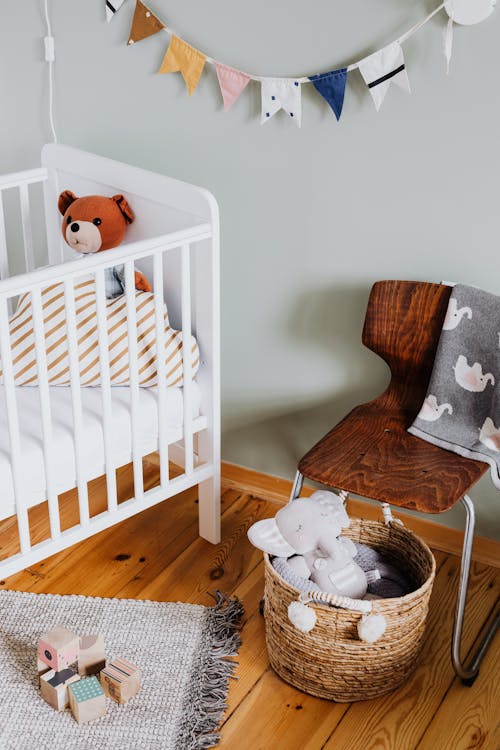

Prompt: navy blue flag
xmin=309 ymin=68 xmax=348 ymax=121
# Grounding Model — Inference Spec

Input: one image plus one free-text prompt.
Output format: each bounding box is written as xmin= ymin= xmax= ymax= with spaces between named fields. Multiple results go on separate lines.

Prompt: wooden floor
xmin=1 ymin=461 xmax=499 ymax=750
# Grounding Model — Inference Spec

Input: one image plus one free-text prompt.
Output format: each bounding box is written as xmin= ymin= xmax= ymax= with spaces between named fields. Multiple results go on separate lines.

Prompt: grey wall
xmin=1 ymin=1 xmax=499 ymax=538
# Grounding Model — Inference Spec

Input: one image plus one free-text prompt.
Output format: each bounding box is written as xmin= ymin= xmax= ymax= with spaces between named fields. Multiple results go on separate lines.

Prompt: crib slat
xmin=0 ymin=296 xmax=30 ymax=553
xmin=125 ymin=261 xmax=144 ymax=501
xmin=0 ymin=195 xmax=12 ymax=316
xmin=153 ymin=252 xmax=169 ymax=488
xmin=0 ymin=194 xmax=9 ymax=280
xmin=31 ymin=287 xmax=60 ymax=539
xmin=19 ymin=183 xmax=34 ymax=273
xmin=95 ymin=269 xmax=118 ymax=512
xmin=181 ymin=243 xmax=194 ymax=476
xmin=64 ymin=279 xmax=90 ymax=526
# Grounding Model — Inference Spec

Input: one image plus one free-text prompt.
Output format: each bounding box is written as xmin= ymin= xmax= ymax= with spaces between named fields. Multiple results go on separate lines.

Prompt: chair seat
xmin=298 ymin=401 xmax=487 ymax=513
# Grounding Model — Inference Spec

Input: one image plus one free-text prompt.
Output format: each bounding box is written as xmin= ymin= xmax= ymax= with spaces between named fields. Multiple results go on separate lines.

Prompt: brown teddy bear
xmin=58 ymin=190 xmax=151 ymax=297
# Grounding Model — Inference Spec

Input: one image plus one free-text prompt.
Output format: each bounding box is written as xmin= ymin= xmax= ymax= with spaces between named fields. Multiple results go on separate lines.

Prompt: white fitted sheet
xmin=0 ymin=383 xmax=201 ymax=520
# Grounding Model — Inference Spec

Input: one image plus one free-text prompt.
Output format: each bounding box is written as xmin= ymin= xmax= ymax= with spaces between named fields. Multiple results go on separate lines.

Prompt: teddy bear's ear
xmin=58 ymin=190 xmax=78 ymax=215
xmin=112 ymin=194 xmax=135 ymax=225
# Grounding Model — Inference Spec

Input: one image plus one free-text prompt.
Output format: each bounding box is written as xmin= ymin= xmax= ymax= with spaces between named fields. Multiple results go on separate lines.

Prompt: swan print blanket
xmin=409 ymin=284 xmax=500 ymax=489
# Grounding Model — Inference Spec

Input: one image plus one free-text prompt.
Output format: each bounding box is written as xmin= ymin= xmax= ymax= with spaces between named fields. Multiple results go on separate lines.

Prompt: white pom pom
xmin=288 ymin=601 xmax=317 ymax=633
xmin=357 ymin=613 xmax=387 ymax=643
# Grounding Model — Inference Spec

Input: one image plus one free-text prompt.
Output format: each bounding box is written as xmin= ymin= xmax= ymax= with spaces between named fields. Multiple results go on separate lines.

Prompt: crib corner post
xmin=198 ymin=471 xmax=221 ymax=545
xmin=196 ymin=412 xmax=221 ymax=544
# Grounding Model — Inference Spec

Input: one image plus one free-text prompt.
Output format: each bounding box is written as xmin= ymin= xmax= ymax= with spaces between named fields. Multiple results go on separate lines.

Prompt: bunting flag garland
xmin=358 ymin=42 xmax=410 ymax=111
xmin=127 ymin=0 xmax=164 ymax=45
xmin=216 ymin=64 xmax=250 ymax=111
xmin=261 ymin=78 xmax=302 ymax=127
xmin=105 ymin=1 xmax=496 ymax=127
xmin=106 ymin=0 xmax=126 ymax=23
xmin=158 ymin=35 xmax=206 ymax=95
xmin=308 ymin=68 xmax=348 ymax=121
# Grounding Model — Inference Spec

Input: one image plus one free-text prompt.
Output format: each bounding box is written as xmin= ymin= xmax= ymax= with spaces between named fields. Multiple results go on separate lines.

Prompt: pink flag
xmin=216 ymin=63 xmax=250 ymax=111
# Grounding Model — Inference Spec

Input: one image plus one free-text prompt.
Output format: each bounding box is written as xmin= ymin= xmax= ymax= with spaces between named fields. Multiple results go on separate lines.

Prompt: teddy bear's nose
xmin=70 ymin=222 xmax=80 ymax=233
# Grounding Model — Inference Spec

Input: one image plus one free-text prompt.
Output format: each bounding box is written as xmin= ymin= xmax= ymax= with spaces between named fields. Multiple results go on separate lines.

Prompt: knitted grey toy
xmin=272 ymin=541 xmax=411 ymax=599
xmin=353 ymin=543 xmax=411 ymax=598
xmin=272 ymin=557 xmax=322 ymax=592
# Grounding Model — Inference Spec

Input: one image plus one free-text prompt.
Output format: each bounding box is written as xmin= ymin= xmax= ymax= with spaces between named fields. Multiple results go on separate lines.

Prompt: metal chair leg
xmin=452 ymin=494 xmax=500 ymax=685
xmin=289 ymin=471 xmax=304 ymax=502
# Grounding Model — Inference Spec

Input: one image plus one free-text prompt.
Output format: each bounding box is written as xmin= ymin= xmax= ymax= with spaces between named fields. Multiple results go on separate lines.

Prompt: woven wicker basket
xmin=263 ymin=516 xmax=436 ymax=702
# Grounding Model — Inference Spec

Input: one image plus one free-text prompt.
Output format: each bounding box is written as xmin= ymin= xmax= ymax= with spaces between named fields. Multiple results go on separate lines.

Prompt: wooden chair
xmin=292 ymin=280 xmax=499 ymax=684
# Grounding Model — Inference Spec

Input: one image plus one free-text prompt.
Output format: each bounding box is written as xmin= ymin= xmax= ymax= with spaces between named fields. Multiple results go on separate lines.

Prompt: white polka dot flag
xmin=261 ymin=78 xmax=302 ymax=127
xmin=105 ymin=0 xmax=126 ymax=23
xmin=103 ymin=1 xmax=496 ymax=126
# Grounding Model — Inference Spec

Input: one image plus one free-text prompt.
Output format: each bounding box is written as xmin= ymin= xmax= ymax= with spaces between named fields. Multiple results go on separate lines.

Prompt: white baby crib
xmin=0 ymin=144 xmax=220 ymax=579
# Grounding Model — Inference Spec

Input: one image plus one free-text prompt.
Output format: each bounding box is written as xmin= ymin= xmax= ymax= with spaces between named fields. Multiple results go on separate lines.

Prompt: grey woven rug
xmin=0 ymin=589 xmax=242 ymax=750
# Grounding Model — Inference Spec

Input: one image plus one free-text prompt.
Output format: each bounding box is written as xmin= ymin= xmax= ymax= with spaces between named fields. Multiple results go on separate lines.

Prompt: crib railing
xmin=0 ymin=185 xmax=216 ymax=577
xmin=0 ymin=168 xmax=48 ymax=309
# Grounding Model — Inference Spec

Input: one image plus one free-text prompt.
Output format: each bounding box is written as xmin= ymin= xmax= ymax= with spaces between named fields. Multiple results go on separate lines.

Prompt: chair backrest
xmin=362 ymin=280 xmax=452 ymax=416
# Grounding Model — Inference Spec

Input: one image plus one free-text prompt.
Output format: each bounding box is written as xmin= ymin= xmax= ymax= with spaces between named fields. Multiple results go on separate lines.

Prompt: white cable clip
xmin=44 ymin=36 xmax=55 ymax=62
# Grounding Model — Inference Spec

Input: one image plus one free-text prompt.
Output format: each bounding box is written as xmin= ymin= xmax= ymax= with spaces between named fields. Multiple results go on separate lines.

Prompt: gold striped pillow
xmin=2 ymin=275 xmax=199 ymax=387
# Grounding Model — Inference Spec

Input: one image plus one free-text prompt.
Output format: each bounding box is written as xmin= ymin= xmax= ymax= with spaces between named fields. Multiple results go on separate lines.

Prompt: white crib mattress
xmin=0 ymin=383 xmax=201 ymax=520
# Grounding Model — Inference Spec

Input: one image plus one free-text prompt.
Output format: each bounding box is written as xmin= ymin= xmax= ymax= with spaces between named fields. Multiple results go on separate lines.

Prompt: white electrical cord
xmin=43 ymin=0 xmax=58 ymax=142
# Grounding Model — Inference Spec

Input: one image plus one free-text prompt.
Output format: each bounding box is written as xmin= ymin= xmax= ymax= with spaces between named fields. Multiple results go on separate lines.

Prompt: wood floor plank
xmin=112 ymin=489 xmax=244 ymax=600
xmin=129 ymin=493 xmax=278 ymax=605
xmin=221 ymin=563 xmax=268 ymax=720
xmin=418 ymin=601 xmax=500 ymax=750
xmin=419 ymin=662 xmax=499 ymax=749
xmin=220 ymin=668 xmax=349 ymax=750
xmin=220 ymin=571 xmax=349 ymax=750
xmin=321 ymin=558 xmax=499 ymax=750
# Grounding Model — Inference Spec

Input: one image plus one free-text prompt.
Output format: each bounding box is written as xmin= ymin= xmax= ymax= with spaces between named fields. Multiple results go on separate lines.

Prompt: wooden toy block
xmin=40 ymin=667 xmax=80 ymax=711
xmin=78 ymin=635 xmax=106 ymax=676
xmin=100 ymin=657 xmax=141 ymax=704
xmin=37 ymin=658 xmax=50 ymax=683
xmin=69 ymin=677 xmax=106 ymax=724
xmin=38 ymin=626 xmax=79 ymax=671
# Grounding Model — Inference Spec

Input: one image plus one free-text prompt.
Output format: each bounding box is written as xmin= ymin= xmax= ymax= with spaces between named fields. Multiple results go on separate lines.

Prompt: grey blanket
xmin=408 ymin=283 xmax=500 ymax=488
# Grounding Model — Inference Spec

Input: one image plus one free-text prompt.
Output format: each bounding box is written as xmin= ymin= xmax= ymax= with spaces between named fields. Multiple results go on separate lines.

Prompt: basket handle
xmin=299 ymin=590 xmax=372 ymax=614
xmin=290 ymin=592 xmax=387 ymax=643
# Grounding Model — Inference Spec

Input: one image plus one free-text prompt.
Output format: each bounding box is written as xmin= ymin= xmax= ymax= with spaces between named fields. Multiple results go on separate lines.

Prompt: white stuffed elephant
xmin=248 ymin=491 xmax=367 ymax=599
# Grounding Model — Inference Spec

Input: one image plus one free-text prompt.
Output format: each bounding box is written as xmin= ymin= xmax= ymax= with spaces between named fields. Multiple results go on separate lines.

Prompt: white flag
xmin=358 ymin=42 xmax=410 ymax=111
xmin=106 ymin=0 xmax=127 ymax=22
xmin=261 ymin=78 xmax=302 ymax=127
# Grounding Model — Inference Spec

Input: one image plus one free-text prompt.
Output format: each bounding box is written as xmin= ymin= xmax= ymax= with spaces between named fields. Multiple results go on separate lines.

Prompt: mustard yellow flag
xmin=158 ymin=35 xmax=206 ymax=96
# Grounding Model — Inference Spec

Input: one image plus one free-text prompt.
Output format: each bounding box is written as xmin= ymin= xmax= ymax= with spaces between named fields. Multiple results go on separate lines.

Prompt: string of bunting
xmin=105 ymin=0 xmax=496 ymax=126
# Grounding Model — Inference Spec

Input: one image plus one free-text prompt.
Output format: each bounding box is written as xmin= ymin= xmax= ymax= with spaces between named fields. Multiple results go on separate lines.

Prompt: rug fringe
xmin=180 ymin=591 xmax=244 ymax=750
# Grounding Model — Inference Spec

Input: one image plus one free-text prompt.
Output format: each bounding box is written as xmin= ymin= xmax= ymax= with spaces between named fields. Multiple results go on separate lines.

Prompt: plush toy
xmin=248 ymin=491 xmax=367 ymax=599
xmin=58 ymin=191 xmax=151 ymax=298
